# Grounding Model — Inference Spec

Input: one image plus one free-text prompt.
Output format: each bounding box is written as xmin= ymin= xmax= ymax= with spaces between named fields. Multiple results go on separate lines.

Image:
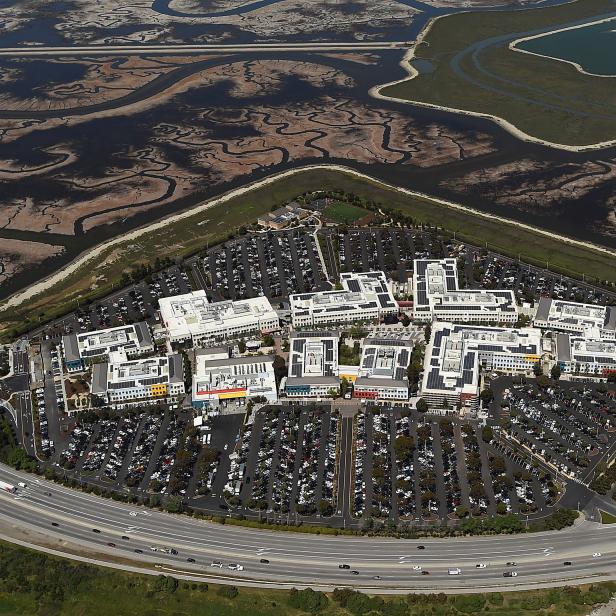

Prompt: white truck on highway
xmin=0 ymin=481 xmax=16 ymax=494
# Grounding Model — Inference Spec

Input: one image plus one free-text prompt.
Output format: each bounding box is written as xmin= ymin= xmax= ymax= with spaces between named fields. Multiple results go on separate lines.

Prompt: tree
xmin=424 ymin=324 xmax=432 ymax=344
xmin=394 ymin=435 xmax=415 ymax=463
xmin=238 ymin=338 xmax=247 ymax=354
xmin=533 ymin=361 xmax=543 ymax=377
xmin=480 ymin=388 xmax=494 ymax=405
xmin=550 ymin=364 xmax=561 ymax=380
xmin=481 ymin=425 xmax=493 ymax=443
xmin=416 ymin=398 xmax=428 ymax=413
xmin=339 ymin=376 xmax=349 ymax=397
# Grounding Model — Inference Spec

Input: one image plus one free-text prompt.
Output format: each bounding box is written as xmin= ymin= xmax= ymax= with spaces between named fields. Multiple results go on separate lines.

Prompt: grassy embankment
xmin=0 ymin=539 xmax=615 ymax=616
xmin=381 ymin=0 xmax=616 ymax=146
xmin=321 ymin=201 xmax=369 ymax=224
xmin=0 ymin=168 xmax=614 ymax=342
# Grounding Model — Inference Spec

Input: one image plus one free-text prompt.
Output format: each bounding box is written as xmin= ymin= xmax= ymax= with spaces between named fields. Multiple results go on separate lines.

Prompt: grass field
xmin=0 ymin=167 xmax=614 ymax=341
xmin=601 ymin=510 xmax=616 ymax=524
xmin=1 ymin=539 xmax=616 ymax=616
xmin=321 ymin=201 xmax=369 ymax=224
xmin=381 ymin=0 xmax=616 ymax=146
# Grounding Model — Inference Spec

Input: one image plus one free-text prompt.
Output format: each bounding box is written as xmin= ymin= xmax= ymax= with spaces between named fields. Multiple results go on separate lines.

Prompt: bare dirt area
xmin=0 ymin=239 xmax=64 ymax=286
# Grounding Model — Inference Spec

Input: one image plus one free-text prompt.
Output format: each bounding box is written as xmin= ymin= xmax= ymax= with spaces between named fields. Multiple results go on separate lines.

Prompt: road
xmin=0 ymin=42 xmax=406 ymax=57
xmin=1 ymin=463 xmax=616 ymax=593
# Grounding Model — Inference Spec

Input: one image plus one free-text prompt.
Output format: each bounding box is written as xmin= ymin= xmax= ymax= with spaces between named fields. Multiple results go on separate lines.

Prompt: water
xmin=517 ymin=17 xmax=616 ymax=76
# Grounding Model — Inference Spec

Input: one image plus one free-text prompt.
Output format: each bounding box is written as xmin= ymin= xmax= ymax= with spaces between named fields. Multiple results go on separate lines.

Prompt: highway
xmin=0 ymin=42 xmax=406 ymax=57
xmin=1 ymin=463 xmax=616 ymax=593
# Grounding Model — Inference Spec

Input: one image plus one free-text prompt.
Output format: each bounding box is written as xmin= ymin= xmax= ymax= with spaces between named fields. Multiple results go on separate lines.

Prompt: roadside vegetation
xmin=381 ymin=0 xmax=616 ymax=146
xmin=0 ymin=539 xmax=615 ymax=616
xmin=1 ymin=168 xmax=614 ymax=343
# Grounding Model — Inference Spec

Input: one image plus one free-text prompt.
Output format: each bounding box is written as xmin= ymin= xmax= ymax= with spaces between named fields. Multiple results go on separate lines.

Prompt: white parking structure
xmin=281 ymin=331 xmax=340 ymax=398
xmin=534 ymin=298 xmax=616 ymax=340
xmin=62 ymin=322 xmax=154 ymax=373
xmin=159 ymin=290 xmax=279 ymax=345
xmin=290 ymin=271 xmax=398 ymax=328
xmin=421 ymin=323 xmax=545 ymax=412
xmin=192 ymin=348 xmax=277 ymax=410
xmin=412 ymin=259 xmax=518 ymax=324
xmin=91 ymin=353 xmax=184 ymax=406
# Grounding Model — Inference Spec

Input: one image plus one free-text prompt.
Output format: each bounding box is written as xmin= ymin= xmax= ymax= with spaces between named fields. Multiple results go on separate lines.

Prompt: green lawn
xmin=1 ymin=539 xmax=616 ymax=616
xmin=600 ymin=510 xmax=616 ymax=524
xmin=382 ymin=0 xmax=616 ymax=146
xmin=322 ymin=202 xmax=369 ymax=224
xmin=1 ymin=167 xmax=614 ymax=342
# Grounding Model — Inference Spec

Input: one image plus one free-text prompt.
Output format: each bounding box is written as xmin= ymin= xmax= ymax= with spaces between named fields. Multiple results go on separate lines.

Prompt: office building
xmin=413 ymin=259 xmax=517 ymax=324
xmin=421 ymin=323 xmax=545 ymax=411
xmin=534 ymin=298 xmax=616 ymax=340
xmin=192 ymin=348 xmax=277 ymax=409
xmin=281 ymin=332 xmax=340 ymax=398
xmin=159 ymin=290 xmax=279 ymax=344
xmin=290 ymin=271 xmax=398 ymax=328
xmin=91 ymin=353 xmax=184 ymax=406
xmin=62 ymin=322 xmax=154 ymax=373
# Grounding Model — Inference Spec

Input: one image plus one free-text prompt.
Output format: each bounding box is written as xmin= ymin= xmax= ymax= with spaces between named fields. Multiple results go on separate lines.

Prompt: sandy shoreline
xmin=1 ymin=163 xmax=614 ymax=315
xmin=370 ymin=14 xmax=616 ymax=152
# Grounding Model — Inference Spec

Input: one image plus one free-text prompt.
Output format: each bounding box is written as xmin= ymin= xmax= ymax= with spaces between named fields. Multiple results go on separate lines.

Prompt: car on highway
xmin=228 ymin=564 xmax=244 ymax=571
xmin=421 ymin=571 xmax=430 ymax=576
xmin=51 ymin=522 xmax=59 ymax=527
xmin=563 ymin=561 xmax=572 ymax=566
xmin=92 ymin=529 xmax=101 ymax=533
xmin=211 ymin=561 xmax=223 ymax=568
xmin=506 ymin=562 xmax=517 ymax=566
xmin=259 ymin=559 xmax=270 ymax=564
xmin=372 ymin=575 xmax=382 ymax=580
xmin=134 ymin=549 xmax=143 ymax=554
xmin=186 ymin=558 xmax=195 ymax=563
xmin=503 ymin=571 xmax=518 ymax=578
xmin=417 ymin=546 xmax=425 ymax=550
xmin=107 ymin=542 xmax=116 ymax=548
xmin=412 ymin=565 xmax=422 ymax=571
xmin=448 ymin=568 xmax=461 ymax=575
xmin=593 ymin=553 xmax=602 ymax=558
xmin=475 ymin=563 xmax=487 ymax=569
xmin=17 ymin=482 xmax=27 ymax=488
xmin=121 ymin=536 xmax=130 ymax=541
xmin=338 ymin=564 xmax=350 ymax=569
xmin=351 ymin=571 xmax=359 ymax=576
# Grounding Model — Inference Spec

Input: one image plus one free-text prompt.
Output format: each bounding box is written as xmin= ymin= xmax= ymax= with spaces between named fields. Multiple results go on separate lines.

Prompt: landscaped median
xmin=377 ymin=0 xmax=616 ymax=148
xmin=0 ymin=165 xmax=614 ymax=342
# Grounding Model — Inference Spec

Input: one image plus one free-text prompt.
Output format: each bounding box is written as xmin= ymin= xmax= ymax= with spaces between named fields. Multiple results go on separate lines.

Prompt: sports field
xmin=381 ymin=0 xmax=616 ymax=147
xmin=321 ymin=202 xmax=369 ymax=223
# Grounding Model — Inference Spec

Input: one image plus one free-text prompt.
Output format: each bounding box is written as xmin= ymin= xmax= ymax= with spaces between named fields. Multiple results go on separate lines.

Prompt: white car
xmin=129 ymin=512 xmax=138 ymax=517
xmin=475 ymin=563 xmax=487 ymax=569
xmin=412 ymin=565 xmax=422 ymax=571
xmin=448 ymin=568 xmax=461 ymax=575
xmin=228 ymin=564 xmax=244 ymax=571
xmin=17 ymin=482 xmax=27 ymax=488
xmin=593 ymin=552 xmax=602 ymax=558
xmin=210 ymin=561 xmax=223 ymax=568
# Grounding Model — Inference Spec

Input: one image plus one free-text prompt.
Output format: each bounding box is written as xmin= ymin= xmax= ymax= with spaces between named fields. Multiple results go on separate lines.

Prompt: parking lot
xmin=346 ymin=406 xmax=570 ymax=524
xmin=494 ymin=380 xmax=616 ymax=487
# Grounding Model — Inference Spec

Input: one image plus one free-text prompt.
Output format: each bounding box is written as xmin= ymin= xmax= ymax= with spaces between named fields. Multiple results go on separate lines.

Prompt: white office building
xmin=281 ymin=332 xmax=340 ymax=398
xmin=192 ymin=348 xmax=277 ymax=410
xmin=413 ymin=259 xmax=517 ymax=325
xmin=352 ymin=338 xmax=413 ymax=401
xmin=555 ymin=333 xmax=616 ymax=377
xmin=534 ymin=298 xmax=616 ymax=340
xmin=62 ymin=322 xmax=154 ymax=373
xmin=421 ymin=323 xmax=545 ymax=411
xmin=290 ymin=271 xmax=398 ymax=328
xmin=91 ymin=353 xmax=184 ymax=406
xmin=159 ymin=290 xmax=279 ymax=345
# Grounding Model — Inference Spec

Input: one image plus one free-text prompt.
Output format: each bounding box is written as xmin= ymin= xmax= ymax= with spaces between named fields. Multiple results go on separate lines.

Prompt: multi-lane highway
xmin=1 ymin=463 xmax=615 ymax=593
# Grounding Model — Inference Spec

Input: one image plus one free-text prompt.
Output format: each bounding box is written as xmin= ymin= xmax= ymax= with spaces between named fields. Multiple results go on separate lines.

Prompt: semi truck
xmin=0 ymin=481 xmax=16 ymax=494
